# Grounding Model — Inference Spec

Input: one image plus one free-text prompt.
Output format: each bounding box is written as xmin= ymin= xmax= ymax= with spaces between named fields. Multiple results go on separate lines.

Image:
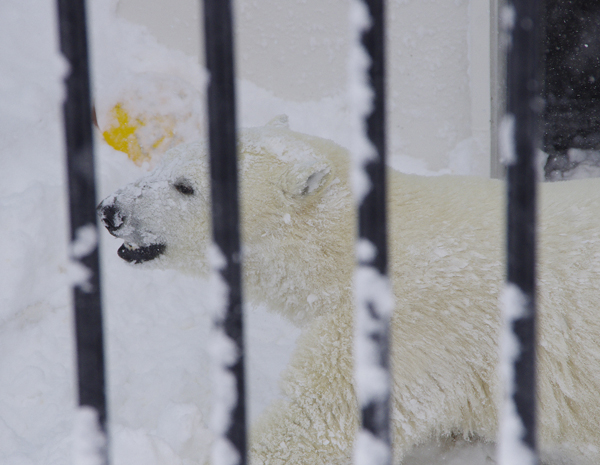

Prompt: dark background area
xmin=543 ymin=0 xmax=600 ymax=177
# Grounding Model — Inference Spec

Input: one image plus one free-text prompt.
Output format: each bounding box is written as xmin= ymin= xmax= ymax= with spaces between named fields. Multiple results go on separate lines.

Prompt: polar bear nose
xmin=97 ymin=203 xmax=125 ymax=235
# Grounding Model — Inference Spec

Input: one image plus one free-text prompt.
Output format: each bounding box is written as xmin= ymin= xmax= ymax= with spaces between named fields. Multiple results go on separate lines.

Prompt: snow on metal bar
xmin=202 ymin=1 xmax=247 ymax=464
xmin=56 ymin=0 xmax=109 ymax=463
xmin=499 ymin=0 xmax=542 ymax=464
xmin=349 ymin=1 xmax=393 ymax=464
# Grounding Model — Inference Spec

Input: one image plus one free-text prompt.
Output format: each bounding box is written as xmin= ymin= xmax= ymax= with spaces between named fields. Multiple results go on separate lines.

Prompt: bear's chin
xmin=118 ymin=243 xmax=166 ymax=264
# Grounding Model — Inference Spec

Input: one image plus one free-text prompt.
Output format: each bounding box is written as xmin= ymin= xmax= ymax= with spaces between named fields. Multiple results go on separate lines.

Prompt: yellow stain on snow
xmin=102 ymin=103 xmax=175 ymax=166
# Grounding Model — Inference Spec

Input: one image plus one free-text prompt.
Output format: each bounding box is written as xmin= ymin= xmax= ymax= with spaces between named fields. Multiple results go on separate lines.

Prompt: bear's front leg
xmin=249 ymin=311 xmax=359 ymax=465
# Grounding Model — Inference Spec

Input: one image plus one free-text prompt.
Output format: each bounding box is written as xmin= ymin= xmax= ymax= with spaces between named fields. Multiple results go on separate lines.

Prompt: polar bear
xmin=98 ymin=117 xmax=600 ymax=465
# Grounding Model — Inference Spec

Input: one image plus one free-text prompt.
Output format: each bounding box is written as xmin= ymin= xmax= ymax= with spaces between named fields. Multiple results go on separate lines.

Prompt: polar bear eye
xmin=174 ymin=179 xmax=195 ymax=196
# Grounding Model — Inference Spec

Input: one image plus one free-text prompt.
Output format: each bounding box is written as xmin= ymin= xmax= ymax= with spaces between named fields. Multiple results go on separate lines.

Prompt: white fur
xmin=99 ymin=119 xmax=600 ymax=465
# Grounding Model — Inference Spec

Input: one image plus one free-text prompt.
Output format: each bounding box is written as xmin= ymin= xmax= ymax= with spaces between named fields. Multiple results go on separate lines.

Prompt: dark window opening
xmin=543 ymin=0 xmax=600 ymax=180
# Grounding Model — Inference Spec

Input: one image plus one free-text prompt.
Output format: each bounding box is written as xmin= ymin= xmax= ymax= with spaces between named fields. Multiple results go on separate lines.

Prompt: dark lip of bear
xmin=97 ymin=201 xmax=166 ymax=264
xmin=117 ymin=242 xmax=166 ymax=264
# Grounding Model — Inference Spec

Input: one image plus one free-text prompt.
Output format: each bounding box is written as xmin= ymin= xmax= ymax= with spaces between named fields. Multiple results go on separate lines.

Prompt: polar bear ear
xmin=266 ymin=114 xmax=289 ymax=128
xmin=300 ymin=168 xmax=330 ymax=195
xmin=283 ymin=162 xmax=332 ymax=197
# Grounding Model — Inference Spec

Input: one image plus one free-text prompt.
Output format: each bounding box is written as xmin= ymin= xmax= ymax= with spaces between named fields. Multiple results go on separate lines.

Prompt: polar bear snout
xmin=97 ymin=195 xmax=168 ymax=264
xmin=97 ymin=202 xmax=125 ymax=236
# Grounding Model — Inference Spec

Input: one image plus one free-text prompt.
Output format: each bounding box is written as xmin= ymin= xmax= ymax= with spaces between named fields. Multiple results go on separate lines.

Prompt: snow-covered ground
xmin=2 ymin=0 xmax=597 ymax=464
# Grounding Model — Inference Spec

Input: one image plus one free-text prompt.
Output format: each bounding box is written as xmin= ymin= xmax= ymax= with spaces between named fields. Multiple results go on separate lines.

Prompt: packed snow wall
xmin=116 ymin=0 xmax=496 ymax=176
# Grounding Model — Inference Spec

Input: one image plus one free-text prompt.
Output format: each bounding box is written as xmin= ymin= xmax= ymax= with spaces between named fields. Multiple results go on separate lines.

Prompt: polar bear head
xmin=97 ymin=138 xmax=212 ymax=271
xmin=98 ymin=117 xmax=355 ymax=323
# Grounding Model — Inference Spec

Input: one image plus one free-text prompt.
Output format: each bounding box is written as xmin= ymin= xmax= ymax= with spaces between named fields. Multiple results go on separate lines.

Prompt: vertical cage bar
xmin=500 ymin=0 xmax=541 ymax=463
xmin=351 ymin=0 xmax=392 ymax=463
xmin=203 ymin=1 xmax=247 ymax=464
xmin=56 ymin=0 xmax=109 ymax=462
xmin=360 ymin=0 xmax=388 ymax=277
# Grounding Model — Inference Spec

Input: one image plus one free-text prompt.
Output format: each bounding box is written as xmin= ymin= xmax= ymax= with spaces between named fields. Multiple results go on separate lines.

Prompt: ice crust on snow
xmin=354 ymin=263 xmax=394 ymax=407
xmin=213 ymin=436 xmax=241 ymax=465
xmin=356 ymin=238 xmax=377 ymax=263
xmin=500 ymin=5 xmax=516 ymax=50
xmin=498 ymin=284 xmax=536 ymax=465
xmin=499 ymin=114 xmax=516 ymax=166
xmin=349 ymin=2 xmax=393 ymax=462
xmin=348 ymin=0 xmax=377 ymax=204
xmin=71 ymin=224 xmax=99 ymax=259
xmin=67 ymin=220 xmax=100 ymax=293
xmin=73 ymin=406 xmax=107 ymax=465
xmin=67 ymin=259 xmax=94 ymax=293
xmin=209 ymin=243 xmax=243 ymax=465
xmin=500 ymin=5 xmax=516 ymax=33
xmin=355 ymin=430 xmax=391 ymax=465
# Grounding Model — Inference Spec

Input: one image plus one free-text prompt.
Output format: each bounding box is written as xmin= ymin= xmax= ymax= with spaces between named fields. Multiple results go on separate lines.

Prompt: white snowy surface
xmin=73 ymin=407 xmax=107 ymax=465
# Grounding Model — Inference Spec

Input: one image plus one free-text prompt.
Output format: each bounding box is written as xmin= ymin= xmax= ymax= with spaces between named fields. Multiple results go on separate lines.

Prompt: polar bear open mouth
xmin=117 ymin=242 xmax=166 ymax=264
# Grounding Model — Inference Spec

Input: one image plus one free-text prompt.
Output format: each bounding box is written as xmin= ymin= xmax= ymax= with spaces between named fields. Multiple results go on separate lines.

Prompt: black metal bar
xmin=203 ymin=0 xmax=247 ymax=463
xmin=56 ymin=0 xmax=109 ymax=460
xmin=361 ymin=0 xmax=388 ymax=278
xmin=504 ymin=0 xmax=541 ymax=461
xmin=357 ymin=0 xmax=391 ymax=456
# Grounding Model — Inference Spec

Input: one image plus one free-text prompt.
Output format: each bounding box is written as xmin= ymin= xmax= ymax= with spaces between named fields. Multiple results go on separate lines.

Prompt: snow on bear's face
xmin=97 ymin=140 xmax=212 ymax=271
